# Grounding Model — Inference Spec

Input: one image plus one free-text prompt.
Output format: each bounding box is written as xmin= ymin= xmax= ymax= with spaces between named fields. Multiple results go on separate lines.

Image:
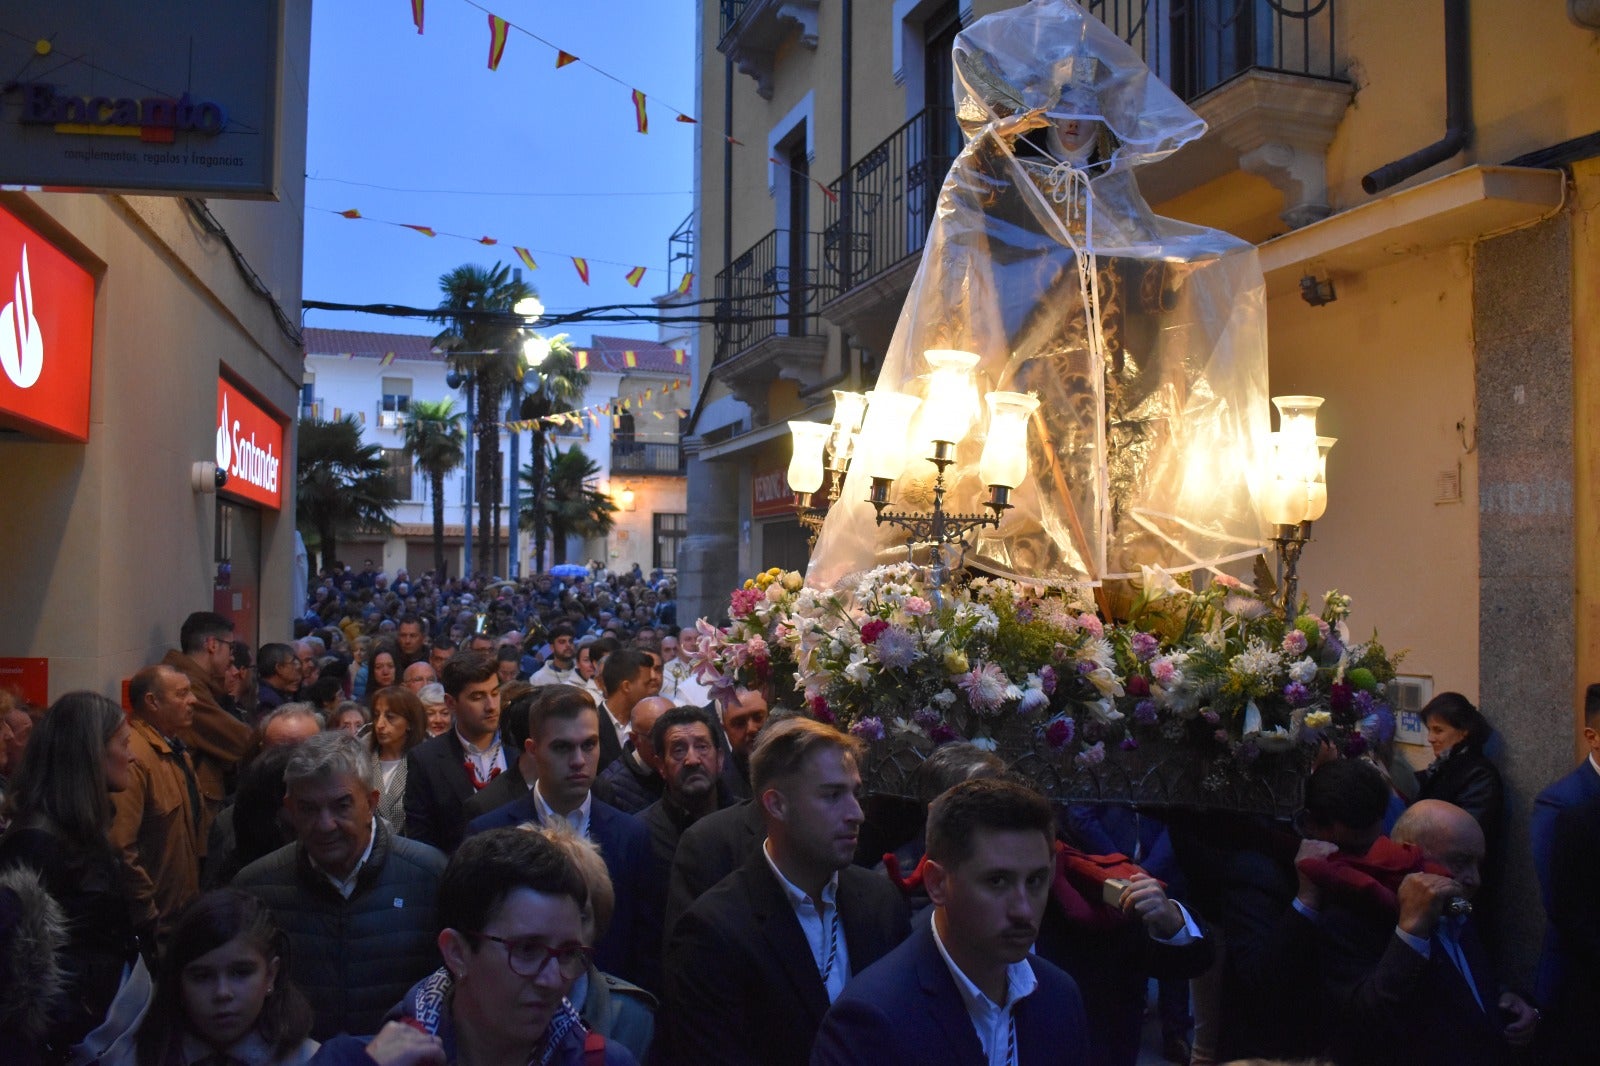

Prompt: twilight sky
xmin=301 ymin=0 xmax=697 ymax=344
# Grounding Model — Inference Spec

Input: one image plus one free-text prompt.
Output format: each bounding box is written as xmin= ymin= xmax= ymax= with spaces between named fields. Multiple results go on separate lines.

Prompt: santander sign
xmin=216 ymin=377 xmax=284 ymax=510
xmin=0 ymin=208 xmax=94 ymax=440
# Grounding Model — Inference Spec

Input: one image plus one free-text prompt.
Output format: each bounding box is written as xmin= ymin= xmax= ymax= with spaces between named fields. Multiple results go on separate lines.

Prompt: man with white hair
xmin=234 ymin=730 xmax=448 ymax=1040
xmin=660 ymin=627 xmax=710 ymax=707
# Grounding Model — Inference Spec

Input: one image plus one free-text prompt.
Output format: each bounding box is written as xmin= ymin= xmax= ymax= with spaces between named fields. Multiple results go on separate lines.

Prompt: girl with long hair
xmin=129 ymin=889 xmax=315 ymax=1065
xmin=0 ymin=692 xmax=141 ymax=1056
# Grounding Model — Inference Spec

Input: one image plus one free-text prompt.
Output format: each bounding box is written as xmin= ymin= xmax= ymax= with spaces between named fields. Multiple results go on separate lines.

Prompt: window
xmin=378 ymin=377 xmax=412 ymax=428
xmin=300 ymin=377 xmax=317 ymax=420
xmin=653 ymin=512 xmax=687 ymax=570
xmin=383 ymin=448 xmax=414 ymax=501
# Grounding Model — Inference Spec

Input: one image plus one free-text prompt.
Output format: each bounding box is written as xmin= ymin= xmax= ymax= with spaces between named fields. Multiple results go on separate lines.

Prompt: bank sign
xmin=0 ymin=2 xmax=284 ymax=198
xmin=0 ymin=207 xmax=95 ymax=441
xmin=217 ymin=378 xmax=284 ymax=510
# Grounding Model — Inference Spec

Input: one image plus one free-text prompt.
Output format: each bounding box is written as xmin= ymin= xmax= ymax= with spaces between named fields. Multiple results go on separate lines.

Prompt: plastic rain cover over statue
xmin=808 ymin=0 xmax=1272 ymax=596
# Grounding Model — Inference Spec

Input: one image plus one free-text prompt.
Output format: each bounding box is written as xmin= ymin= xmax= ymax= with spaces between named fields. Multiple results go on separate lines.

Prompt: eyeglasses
xmin=469 ymin=933 xmax=593 ymax=980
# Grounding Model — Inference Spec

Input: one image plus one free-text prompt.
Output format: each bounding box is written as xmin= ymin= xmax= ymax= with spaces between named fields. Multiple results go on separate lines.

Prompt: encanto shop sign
xmin=0 ymin=206 xmax=95 ymax=441
xmin=216 ymin=377 xmax=283 ymax=510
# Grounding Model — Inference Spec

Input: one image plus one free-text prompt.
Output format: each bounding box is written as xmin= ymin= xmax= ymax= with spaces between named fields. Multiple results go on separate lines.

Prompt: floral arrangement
xmin=693 ymin=562 xmax=1404 ymax=784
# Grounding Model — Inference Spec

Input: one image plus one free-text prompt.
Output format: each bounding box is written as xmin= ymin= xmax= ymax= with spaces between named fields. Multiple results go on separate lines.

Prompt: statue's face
xmin=1048 ymin=115 xmax=1101 ymax=158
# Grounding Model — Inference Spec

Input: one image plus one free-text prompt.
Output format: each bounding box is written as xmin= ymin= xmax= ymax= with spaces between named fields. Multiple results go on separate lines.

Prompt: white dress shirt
xmin=931 ymin=915 xmax=1038 ymax=1066
xmin=762 ymin=840 xmax=850 ymax=1002
xmin=534 ymin=782 xmax=593 ymax=840
xmin=309 ymin=816 xmax=379 ymax=900
xmin=456 ymin=728 xmax=506 ymax=790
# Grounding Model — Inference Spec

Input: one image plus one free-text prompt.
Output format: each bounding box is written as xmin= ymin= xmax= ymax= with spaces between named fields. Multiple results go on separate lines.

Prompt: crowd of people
xmin=0 ymin=565 xmax=1594 ymax=1066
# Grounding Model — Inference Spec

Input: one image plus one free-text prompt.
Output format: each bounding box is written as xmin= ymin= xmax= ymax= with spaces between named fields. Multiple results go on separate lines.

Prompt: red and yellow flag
xmin=652 ymin=409 xmax=665 ymax=420
xmin=675 ymin=408 xmax=689 ymax=418
xmin=673 ymin=348 xmax=687 ymax=365
xmin=411 ymin=0 xmax=425 ymax=34
xmin=401 ymin=224 xmax=436 ymax=237
xmin=514 ymin=246 xmax=537 ymax=271
xmin=624 ymin=266 xmax=646 ymax=287
xmin=380 ymin=352 xmax=396 ymax=366
xmin=556 ymin=50 xmax=578 ymax=68
xmin=612 ymin=414 xmax=622 ymax=430
xmin=478 ymin=236 xmax=498 ymax=245
xmin=674 ymin=272 xmax=694 ymax=296
xmin=632 ymin=89 xmax=648 ymax=134
xmin=487 ymin=14 xmax=510 ymax=70
xmin=339 ymin=208 xmax=362 ymax=219
xmin=624 ymin=351 xmax=638 ymax=368
xmin=675 ymin=114 xmax=697 ymax=124
xmin=572 ymin=257 xmax=590 ymax=284
xmin=575 ymin=350 xmax=589 ymax=370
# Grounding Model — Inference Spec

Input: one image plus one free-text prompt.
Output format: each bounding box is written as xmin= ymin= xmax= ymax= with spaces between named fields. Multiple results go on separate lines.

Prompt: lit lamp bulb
xmin=828 ymin=390 xmax=868 ymax=471
xmin=1304 ymin=436 xmax=1336 ymax=521
xmin=1262 ymin=396 xmax=1328 ymax=526
xmin=915 ymin=349 xmax=982 ymax=461
xmin=858 ymin=390 xmax=924 ymax=509
xmin=787 ymin=421 xmax=831 ymax=499
xmin=978 ymin=391 xmax=1039 ymax=511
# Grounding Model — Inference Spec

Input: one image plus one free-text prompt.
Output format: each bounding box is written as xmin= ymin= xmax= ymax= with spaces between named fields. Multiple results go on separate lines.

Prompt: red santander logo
xmin=216 ymin=377 xmax=284 ymax=510
xmin=0 ymin=208 xmax=95 ymax=441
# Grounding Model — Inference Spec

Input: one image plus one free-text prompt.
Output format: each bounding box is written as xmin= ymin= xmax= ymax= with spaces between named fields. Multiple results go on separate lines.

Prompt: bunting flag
xmin=652 ymin=409 xmax=665 ymax=419
xmin=478 ymin=236 xmax=497 ymax=245
xmin=646 ymin=388 xmax=654 ymax=400
xmin=612 ymin=414 xmax=621 ymax=429
xmin=380 ymin=352 xmax=396 ymax=366
xmin=401 ymin=224 xmax=436 ymax=237
xmin=674 ymin=273 xmax=694 ymax=296
xmin=632 ymin=89 xmax=648 ymax=134
xmin=815 ymin=178 xmax=839 ymax=204
xmin=675 ymin=408 xmax=689 ymax=418
xmin=673 ymin=348 xmax=687 ymax=365
xmin=556 ymin=49 xmax=578 ymax=68
xmin=624 ymin=351 xmax=638 ymax=368
xmin=676 ymin=114 xmax=697 ymax=124
xmin=487 ymin=14 xmax=510 ymax=70
xmin=572 ymin=257 xmax=590 ymax=284
xmin=575 ymin=350 xmax=589 ymax=370
xmin=624 ymin=266 xmax=646 ymax=287
xmin=513 ymin=246 xmax=537 ymax=271
xmin=411 ymin=0 xmax=424 ymax=34
xmin=339 ymin=208 xmax=362 ymax=218
xmin=726 ymin=135 xmax=744 ymax=146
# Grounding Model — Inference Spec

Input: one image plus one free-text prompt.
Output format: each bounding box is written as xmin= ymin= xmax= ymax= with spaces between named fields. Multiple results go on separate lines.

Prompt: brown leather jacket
xmin=162 ymin=649 xmax=253 ymax=843
xmin=108 ymin=716 xmax=203 ymax=935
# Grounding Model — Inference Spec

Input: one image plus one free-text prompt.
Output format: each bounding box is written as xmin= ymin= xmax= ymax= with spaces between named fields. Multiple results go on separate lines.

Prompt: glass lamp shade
xmin=858 ymin=390 xmax=924 ymax=481
xmin=829 ymin=390 xmax=869 ymax=468
xmin=1304 ymin=436 xmax=1336 ymax=521
xmin=978 ymin=391 xmax=1040 ymax=488
xmin=916 ymin=349 xmax=982 ymax=447
xmin=1271 ymin=395 xmax=1323 ymax=482
xmin=786 ymin=421 xmax=831 ymax=496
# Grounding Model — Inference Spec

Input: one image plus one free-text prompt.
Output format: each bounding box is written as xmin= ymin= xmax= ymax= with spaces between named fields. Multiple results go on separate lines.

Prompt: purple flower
xmin=913 ymin=706 xmax=941 ymax=730
xmin=849 ymin=716 xmax=886 ymax=742
xmin=1119 ymin=736 xmax=1139 ymax=751
xmin=1130 ymin=631 xmax=1160 ymax=661
xmin=1201 ymin=709 xmax=1221 ymax=726
xmin=1213 ymin=729 xmax=1229 ymax=744
xmin=1133 ymin=699 xmax=1158 ymax=725
xmin=929 ymin=723 xmax=961 ymax=746
xmin=1045 ymin=716 xmax=1076 ymax=751
xmin=1283 ymin=681 xmax=1310 ymax=706
xmin=1040 ymin=665 xmax=1058 ymax=696
xmin=1237 ymin=740 xmax=1261 ymax=765
xmin=1077 ymin=660 xmax=1096 ymax=676
xmin=1353 ymin=690 xmax=1377 ymax=716
xmin=1342 ymin=733 xmax=1369 ymax=758
xmin=1074 ymin=740 xmax=1107 ymax=768
xmin=870 ymin=626 xmax=919 ymax=670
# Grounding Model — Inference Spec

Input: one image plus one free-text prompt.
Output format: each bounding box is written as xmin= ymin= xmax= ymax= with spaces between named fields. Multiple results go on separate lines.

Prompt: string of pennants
xmin=315 ymin=206 xmax=693 ymax=292
xmin=406 ymin=0 xmax=840 ymax=204
xmin=495 ymin=373 xmax=691 ymax=432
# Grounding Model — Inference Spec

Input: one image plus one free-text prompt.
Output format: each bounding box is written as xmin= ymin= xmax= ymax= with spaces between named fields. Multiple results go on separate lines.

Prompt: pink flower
xmin=1045 ymin=716 xmax=1076 ymax=751
xmin=958 ymin=662 xmax=1011 ymax=714
xmin=729 ymin=587 xmax=763 ymax=619
xmin=860 ymin=619 xmax=890 ymax=645
xmin=1150 ymin=657 xmax=1178 ymax=686
xmin=903 ymin=596 xmax=932 ymax=617
xmin=1214 ymin=573 xmax=1245 ymax=589
xmin=1282 ymin=630 xmax=1308 ymax=656
xmin=1077 ymin=613 xmax=1104 ymax=638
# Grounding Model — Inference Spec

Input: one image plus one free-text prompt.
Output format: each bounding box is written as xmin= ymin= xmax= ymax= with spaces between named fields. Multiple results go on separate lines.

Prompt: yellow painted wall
xmin=1572 ymin=158 xmax=1600 ymax=751
xmin=1265 ymin=244 xmax=1480 ymax=698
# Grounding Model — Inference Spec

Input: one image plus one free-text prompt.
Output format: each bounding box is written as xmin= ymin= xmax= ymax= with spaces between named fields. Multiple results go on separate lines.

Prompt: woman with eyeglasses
xmin=309 ymin=829 xmax=636 ymax=1065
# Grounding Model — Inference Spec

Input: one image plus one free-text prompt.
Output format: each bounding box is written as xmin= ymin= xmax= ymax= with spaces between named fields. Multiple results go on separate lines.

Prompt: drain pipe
xmin=1362 ymin=0 xmax=1471 ymax=194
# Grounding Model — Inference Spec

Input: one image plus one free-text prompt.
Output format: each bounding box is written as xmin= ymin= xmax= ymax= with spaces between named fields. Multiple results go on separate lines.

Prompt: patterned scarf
xmin=405 ymin=965 xmax=590 ymax=1066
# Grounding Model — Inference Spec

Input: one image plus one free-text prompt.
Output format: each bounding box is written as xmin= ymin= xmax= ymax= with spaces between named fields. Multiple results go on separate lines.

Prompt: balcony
xmin=717 ymin=0 xmax=820 ymax=100
xmin=1089 ymin=0 xmax=1353 ymax=228
xmin=819 ymin=106 xmax=956 ymax=356
xmin=711 ymin=228 xmax=837 ymax=417
xmin=611 ymin=439 xmax=687 ymax=476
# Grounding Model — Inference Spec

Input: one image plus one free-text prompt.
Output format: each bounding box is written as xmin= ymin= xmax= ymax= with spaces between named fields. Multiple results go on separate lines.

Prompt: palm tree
xmin=520 ymin=444 xmax=616 ymax=566
xmin=516 ymin=333 xmax=588 ymax=572
xmin=295 ymin=415 xmax=400 ymax=573
xmin=431 ymin=262 xmax=532 ymax=576
xmin=401 ymin=398 xmax=466 ymax=581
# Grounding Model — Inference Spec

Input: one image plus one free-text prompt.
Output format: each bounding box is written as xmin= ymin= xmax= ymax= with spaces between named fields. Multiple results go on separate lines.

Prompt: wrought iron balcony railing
xmin=821 ymin=106 xmax=957 ymax=296
xmin=712 ymin=228 xmax=838 ymax=365
xmin=611 ymin=440 xmax=687 ymax=476
xmin=719 ymin=0 xmax=750 ymax=39
xmin=1088 ymin=0 xmax=1340 ymax=102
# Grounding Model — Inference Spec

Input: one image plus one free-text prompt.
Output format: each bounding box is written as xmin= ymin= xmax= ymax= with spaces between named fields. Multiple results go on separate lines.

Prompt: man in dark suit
xmin=592 ymin=695 xmax=669 ymax=814
xmin=403 ymin=653 xmax=503 ymax=854
xmin=465 ymin=684 xmax=658 ymax=992
xmin=813 ymin=776 xmax=1089 ymax=1065
xmin=658 ymin=717 xmax=911 ymax=1066
xmin=596 ymin=649 xmax=653 ymax=774
xmin=1316 ymin=800 xmax=1538 ymax=1065
xmin=640 ymin=704 xmax=738 ymax=885
xmin=462 ymin=688 xmax=539 ymax=821
xmin=1531 ymin=683 xmax=1600 ymax=1027
xmin=664 ymin=794 xmax=765 ymax=940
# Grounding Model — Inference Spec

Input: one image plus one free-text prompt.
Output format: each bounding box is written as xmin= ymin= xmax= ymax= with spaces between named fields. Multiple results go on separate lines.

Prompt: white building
xmin=301 ymin=327 xmax=688 ymax=578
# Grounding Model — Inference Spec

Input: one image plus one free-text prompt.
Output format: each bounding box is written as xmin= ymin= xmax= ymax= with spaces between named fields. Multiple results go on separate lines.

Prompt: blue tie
xmin=1437 ymin=916 xmax=1484 ymax=1011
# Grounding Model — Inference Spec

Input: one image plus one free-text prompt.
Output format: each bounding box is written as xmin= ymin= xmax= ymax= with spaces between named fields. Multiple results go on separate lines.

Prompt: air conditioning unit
xmin=1388 ymin=674 xmax=1433 ymax=745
